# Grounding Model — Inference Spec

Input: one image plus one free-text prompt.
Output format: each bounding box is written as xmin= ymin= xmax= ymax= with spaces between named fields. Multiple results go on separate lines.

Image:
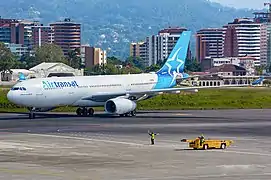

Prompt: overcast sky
xmin=210 ymin=0 xmax=268 ymax=9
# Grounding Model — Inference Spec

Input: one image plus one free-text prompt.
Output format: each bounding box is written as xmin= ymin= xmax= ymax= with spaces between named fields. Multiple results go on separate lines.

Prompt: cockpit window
xmin=11 ymin=87 xmax=26 ymax=91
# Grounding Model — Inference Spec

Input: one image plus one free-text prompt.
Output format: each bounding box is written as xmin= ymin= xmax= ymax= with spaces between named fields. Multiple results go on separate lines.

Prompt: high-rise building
xmin=266 ymin=24 xmax=271 ymax=66
xmin=130 ymin=41 xmax=147 ymax=66
xmin=4 ymin=43 xmax=30 ymax=57
xmin=81 ymin=45 xmax=107 ymax=68
xmin=223 ymin=18 xmax=265 ymax=66
xmin=31 ymin=25 xmax=53 ymax=48
xmin=196 ymin=28 xmax=224 ymax=62
xmin=136 ymin=27 xmax=188 ymax=66
xmin=50 ymin=18 xmax=81 ymax=56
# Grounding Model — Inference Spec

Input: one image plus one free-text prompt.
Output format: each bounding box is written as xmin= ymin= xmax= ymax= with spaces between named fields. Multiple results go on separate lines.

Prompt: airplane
xmin=6 ymin=31 xmax=261 ymax=119
xmin=252 ymin=76 xmax=264 ymax=86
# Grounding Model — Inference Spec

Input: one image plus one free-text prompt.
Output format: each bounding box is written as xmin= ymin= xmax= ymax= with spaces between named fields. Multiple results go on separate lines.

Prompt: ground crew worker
xmin=148 ymin=131 xmax=157 ymax=145
xmin=199 ymin=134 xmax=205 ymax=146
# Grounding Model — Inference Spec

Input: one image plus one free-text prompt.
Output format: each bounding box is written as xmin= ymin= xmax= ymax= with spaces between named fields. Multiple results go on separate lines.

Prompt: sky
xmin=210 ymin=0 xmax=268 ymax=9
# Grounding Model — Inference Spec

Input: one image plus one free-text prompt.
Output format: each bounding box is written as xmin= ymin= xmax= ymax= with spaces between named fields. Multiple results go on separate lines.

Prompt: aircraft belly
xmin=72 ymin=100 xmax=104 ymax=107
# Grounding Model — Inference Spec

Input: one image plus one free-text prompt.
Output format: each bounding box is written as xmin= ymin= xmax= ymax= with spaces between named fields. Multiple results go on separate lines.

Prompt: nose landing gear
xmin=27 ymin=107 xmax=36 ymax=119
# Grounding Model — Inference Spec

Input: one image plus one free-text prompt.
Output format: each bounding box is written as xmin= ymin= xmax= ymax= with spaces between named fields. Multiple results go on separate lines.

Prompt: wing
xmin=81 ymin=84 xmax=248 ymax=102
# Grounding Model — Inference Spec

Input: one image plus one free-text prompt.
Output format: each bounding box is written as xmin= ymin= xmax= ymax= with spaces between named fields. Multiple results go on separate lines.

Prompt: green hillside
xmin=0 ymin=0 xmax=255 ymax=58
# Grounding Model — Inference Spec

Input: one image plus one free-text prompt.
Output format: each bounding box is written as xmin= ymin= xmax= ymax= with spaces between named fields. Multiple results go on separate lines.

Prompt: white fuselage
xmin=7 ymin=73 xmax=159 ymax=108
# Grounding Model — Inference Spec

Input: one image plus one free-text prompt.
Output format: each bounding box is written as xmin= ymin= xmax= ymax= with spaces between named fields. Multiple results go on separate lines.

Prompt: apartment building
xmin=31 ymin=25 xmax=53 ymax=48
xmin=130 ymin=41 xmax=147 ymax=65
xmin=130 ymin=27 xmax=189 ymax=67
xmin=50 ymin=18 xmax=81 ymax=56
xmin=81 ymin=45 xmax=107 ymax=68
xmin=223 ymin=18 xmax=266 ymax=66
xmin=196 ymin=28 xmax=224 ymax=62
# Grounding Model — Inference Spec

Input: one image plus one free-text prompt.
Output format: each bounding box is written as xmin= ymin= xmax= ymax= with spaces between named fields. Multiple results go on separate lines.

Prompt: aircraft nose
xmin=7 ymin=91 xmax=14 ymax=103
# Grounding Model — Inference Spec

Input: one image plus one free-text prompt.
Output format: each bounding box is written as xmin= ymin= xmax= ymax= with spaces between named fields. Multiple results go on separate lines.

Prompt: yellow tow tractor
xmin=181 ymin=136 xmax=234 ymax=150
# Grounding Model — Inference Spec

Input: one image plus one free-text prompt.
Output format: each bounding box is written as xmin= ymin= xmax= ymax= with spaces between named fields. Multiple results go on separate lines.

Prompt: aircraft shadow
xmin=0 ymin=111 xmax=222 ymax=121
xmin=174 ymin=148 xmax=199 ymax=151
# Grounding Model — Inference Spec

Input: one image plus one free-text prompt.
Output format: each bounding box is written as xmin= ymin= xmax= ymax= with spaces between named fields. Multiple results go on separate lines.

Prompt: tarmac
xmin=0 ymin=109 xmax=271 ymax=180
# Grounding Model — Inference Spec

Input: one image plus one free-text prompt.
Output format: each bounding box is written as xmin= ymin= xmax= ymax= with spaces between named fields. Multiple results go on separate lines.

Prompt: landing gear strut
xmin=28 ymin=107 xmax=36 ymax=119
xmin=29 ymin=111 xmax=36 ymax=119
xmin=76 ymin=107 xmax=94 ymax=117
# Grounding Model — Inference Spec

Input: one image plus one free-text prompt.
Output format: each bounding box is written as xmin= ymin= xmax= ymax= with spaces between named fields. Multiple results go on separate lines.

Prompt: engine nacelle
xmin=105 ymin=98 xmax=136 ymax=114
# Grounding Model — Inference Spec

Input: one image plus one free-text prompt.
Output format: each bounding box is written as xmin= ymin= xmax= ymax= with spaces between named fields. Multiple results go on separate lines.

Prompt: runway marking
xmin=26 ymin=133 xmax=145 ymax=147
xmin=213 ymin=150 xmax=271 ymax=157
xmin=174 ymin=113 xmax=192 ymax=116
xmin=125 ymin=172 xmax=271 ymax=180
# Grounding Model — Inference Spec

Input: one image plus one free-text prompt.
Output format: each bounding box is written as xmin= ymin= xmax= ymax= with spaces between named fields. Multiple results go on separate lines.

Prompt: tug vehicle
xmin=181 ymin=137 xmax=233 ymax=150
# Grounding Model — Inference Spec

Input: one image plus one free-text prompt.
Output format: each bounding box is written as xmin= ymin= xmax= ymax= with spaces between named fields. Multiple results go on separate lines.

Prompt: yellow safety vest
xmin=151 ymin=134 xmax=155 ymax=139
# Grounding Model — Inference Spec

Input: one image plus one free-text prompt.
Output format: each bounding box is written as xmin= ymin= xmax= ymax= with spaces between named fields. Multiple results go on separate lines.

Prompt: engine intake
xmin=105 ymin=98 xmax=136 ymax=114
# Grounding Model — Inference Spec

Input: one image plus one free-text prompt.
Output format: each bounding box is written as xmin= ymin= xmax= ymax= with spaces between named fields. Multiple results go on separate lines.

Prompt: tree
xmin=145 ymin=64 xmax=161 ymax=73
xmin=255 ymin=65 xmax=266 ymax=75
xmin=0 ymin=42 xmax=18 ymax=81
xmin=107 ymin=56 xmax=122 ymax=65
xmin=185 ymin=58 xmax=201 ymax=72
xmin=34 ymin=43 xmax=66 ymax=64
xmin=67 ymin=48 xmax=82 ymax=69
xmin=126 ymin=56 xmax=145 ymax=70
xmin=20 ymin=54 xmax=39 ymax=69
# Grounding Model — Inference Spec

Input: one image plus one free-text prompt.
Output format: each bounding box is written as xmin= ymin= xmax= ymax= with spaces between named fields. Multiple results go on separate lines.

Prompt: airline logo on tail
xmin=156 ymin=31 xmax=191 ymax=77
xmin=154 ymin=31 xmax=191 ymax=89
xmin=163 ymin=47 xmax=184 ymax=76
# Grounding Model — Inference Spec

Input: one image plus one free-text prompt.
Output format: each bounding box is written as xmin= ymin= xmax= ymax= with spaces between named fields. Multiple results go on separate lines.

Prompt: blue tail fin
xmin=18 ymin=72 xmax=26 ymax=81
xmin=156 ymin=31 xmax=191 ymax=76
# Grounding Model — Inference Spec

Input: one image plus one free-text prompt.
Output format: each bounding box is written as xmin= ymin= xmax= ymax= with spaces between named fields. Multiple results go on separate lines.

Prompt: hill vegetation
xmin=0 ymin=0 xmax=254 ymax=58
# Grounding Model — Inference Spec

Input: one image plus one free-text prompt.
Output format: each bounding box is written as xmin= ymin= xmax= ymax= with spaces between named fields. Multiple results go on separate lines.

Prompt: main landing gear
xmin=119 ymin=110 xmax=136 ymax=117
xmin=29 ymin=111 xmax=36 ymax=119
xmin=76 ymin=107 xmax=94 ymax=117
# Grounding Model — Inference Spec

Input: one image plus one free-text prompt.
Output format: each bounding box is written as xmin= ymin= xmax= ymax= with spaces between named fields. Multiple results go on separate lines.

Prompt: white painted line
xmin=213 ymin=150 xmax=271 ymax=157
xmin=27 ymin=133 xmax=145 ymax=147
xmin=174 ymin=113 xmax=192 ymax=116
xmin=126 ymin=173 xmax=271 ymax=180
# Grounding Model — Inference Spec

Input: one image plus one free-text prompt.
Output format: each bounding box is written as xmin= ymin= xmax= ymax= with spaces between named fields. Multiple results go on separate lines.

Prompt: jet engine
xmin=105 ymin=98 xmax=136 ymax=114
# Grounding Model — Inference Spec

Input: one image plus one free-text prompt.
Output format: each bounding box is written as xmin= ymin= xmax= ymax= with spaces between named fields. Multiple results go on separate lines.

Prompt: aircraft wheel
xmin=76 ymin=108 xmax=83 ymax=116
xmin=221 ymin=143 xmax=226 ymax=149
xmin=131 ymin=110 xmax=136 ymax=117
xmin=88 ymin=108 xmax=94 ymax=116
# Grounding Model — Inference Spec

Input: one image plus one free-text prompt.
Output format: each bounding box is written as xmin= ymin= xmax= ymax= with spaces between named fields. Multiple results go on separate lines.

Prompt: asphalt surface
xmin=0 ymin=110 xmax=271 ymax=180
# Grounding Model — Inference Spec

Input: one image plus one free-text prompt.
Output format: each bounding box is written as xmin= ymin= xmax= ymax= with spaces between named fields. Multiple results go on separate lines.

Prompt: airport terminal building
xmin=0 ymin=62 xmax=84 ymax=83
